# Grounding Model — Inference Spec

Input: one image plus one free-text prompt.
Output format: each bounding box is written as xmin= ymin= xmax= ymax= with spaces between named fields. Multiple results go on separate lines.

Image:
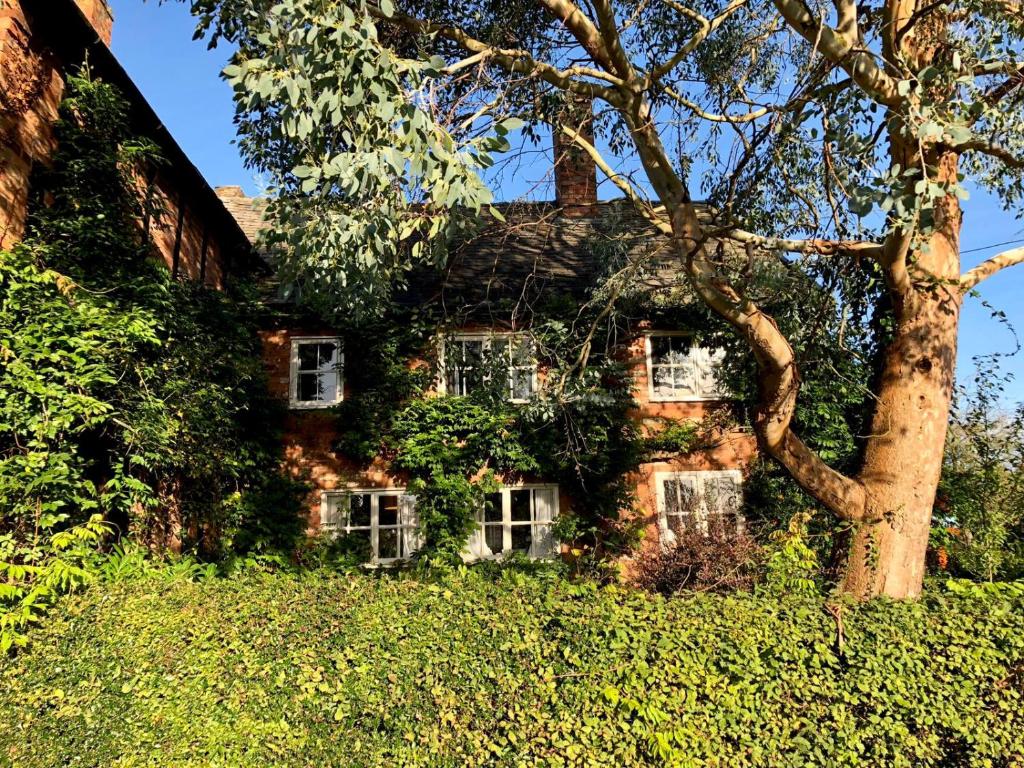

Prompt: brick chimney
xmin=74 ymin=0 xmax=113 ymax=46
xmin=552 ymin=98 xmax=598 ymax=216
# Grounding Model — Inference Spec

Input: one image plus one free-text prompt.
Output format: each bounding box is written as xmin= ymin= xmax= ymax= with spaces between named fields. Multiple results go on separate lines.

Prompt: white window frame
xmin=320 ymin=489 xmax=422 ymax=565
xmin=465 ymin=484 xmax=559 ymax=561
xmin=289 ymin=336 xmax=343 ymax=409
xmin=654 ymin=469 xmax=744 ymax=546
xmin=644 ymin=332 xmax=727 ymax=402
xmin=438 ymin=331 xmax=538 ymax=403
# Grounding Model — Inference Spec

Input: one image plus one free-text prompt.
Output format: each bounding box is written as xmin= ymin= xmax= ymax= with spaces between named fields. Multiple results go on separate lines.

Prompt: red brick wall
xmin=0 ymin=0 xmax=236 ymax=289
xmin=0 ymin=4 xmax=62 ymax=248
xmin=72 ymin=0 xmax=113 ymax=46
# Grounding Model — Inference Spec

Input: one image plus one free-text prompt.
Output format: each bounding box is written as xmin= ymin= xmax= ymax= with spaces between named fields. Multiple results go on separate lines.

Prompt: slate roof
xmin=214 ymin=191 xmax=703 ymax=315
xmin=435 ymin=200 xmax=686 ymax=305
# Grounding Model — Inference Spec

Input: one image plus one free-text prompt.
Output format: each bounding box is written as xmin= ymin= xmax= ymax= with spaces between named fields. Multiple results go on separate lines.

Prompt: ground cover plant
xmin=2 ymin=568 xmax=1023 ymax=768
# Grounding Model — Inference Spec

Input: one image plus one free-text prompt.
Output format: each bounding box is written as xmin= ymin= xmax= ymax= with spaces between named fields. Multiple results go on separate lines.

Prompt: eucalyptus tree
xmin=190 ymin=0 xmax=1024 ymax=598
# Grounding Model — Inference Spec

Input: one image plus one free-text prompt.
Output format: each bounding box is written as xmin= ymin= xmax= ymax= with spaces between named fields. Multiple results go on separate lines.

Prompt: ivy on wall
xmin=0 ymin=70 xmax=303 ymax=557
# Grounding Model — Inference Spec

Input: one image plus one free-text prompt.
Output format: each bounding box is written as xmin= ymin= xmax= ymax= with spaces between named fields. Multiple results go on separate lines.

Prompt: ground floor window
xmin=321 ymin=490 xmax=421 ymax=564
xmin=466 ymin=485 xmax=558 ymax=560
xmin=655 ymin=470 xmax=744 ymax=544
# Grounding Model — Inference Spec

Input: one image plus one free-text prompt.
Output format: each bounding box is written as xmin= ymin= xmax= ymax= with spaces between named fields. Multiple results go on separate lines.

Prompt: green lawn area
xmin=2 ymin=569 xmax=1023 ymax=767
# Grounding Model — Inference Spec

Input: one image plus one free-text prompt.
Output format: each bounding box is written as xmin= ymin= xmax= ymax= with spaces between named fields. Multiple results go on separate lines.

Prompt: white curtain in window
xmin=400 ymin=494 xmax=424 ymax=554
xmin=320 ymin=496 xmax=341 ymax=532
xmin=529 ymin=488 xmax=556 ymax=558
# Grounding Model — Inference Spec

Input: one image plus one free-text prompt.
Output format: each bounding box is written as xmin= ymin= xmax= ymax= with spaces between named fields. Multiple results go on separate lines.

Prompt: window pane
xmin=511 ymin=368 xmax=534 ymax=400
xmin=651 ymin=335 xmax=673 ymax=363
xmin=483 ymin=493 xmax=502 ymax=523
xmin=510 ymin=490 xmax=531 ymax=522
xmin=511 ymin=338 xmax=533 ymax=366
xmin=345 ymin=528 xmax=372 ymax=554
xmin=484 ymin=524 xmax=504 ymax=554
xmin=378 ymin=495 xmax=399 ymax=526
xmin=663 ymin=479 xmax=681 ymax=514
xmin=317 ymin=343 xmax=338 ymax=370
xmin=297 ymin=372 xmax=322 ymax=401
xmin=348 ymin=494 xmax=371 ymax=527
xmin=378 ymin=529 xmax=399 ymax=560
xmin=298 ymin=344 xmax=320 ymax=370
xmin=463 ymin=340 xmax=483 ymax=365
xmin=666 ymin=337 xmax=691 ymax=365
xmin=445 ymin=368 xmax=460 ymax=395
xmin=462 ymin=366 xmax=483 ymax=394
xmin=317 ymin=371 xmax=338 ymax=402
xmin=511 ymin=525 xmax=532 ymax=553
xmin=652 ymin=365 xmax=674 ymax=395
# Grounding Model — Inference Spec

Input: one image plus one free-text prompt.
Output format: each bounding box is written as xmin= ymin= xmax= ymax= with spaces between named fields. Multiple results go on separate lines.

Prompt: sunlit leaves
xmin=218 ymin=0 xmax=508 ymax=316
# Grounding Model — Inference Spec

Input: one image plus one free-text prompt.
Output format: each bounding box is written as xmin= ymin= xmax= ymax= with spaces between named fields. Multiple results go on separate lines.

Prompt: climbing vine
xmin=0 ymin=69 xmax=302 ymax=558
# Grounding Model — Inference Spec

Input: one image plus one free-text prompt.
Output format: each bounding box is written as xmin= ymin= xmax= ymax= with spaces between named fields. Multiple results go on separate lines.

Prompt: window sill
xmin=647 ymin=394 xmax=732 ymax=403
xmin=288 ymin=400 xmax=343 ymax=410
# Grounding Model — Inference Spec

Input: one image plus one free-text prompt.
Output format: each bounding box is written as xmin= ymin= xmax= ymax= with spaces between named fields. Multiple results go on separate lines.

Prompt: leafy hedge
xmin=2 ymin=571 xmax=1023 ymax=767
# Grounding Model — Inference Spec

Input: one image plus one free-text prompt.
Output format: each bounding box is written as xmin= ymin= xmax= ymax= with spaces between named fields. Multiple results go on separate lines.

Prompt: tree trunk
xmin=841 ymin=151 xmax=962 ymax=599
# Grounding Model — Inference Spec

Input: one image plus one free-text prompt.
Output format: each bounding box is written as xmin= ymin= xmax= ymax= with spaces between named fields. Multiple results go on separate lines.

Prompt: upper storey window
xmin=289 ymin=337 xmax=343 ymax=408
xmin=645 ymin=333 xmax=726 ymax=402
xmin=444 ymin=332 xmax=536 ymax=402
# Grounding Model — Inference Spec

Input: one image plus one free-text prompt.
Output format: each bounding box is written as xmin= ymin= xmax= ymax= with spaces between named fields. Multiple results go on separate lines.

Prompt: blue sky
xmin=110 ymin=0 xmax=1024 ymax=403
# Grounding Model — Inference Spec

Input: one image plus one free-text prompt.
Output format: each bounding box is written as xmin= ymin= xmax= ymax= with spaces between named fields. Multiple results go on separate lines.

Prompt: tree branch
xmin=649 ymin=0 xmax=750 ymax=81
xmin=558 ymin=124 xmax=673 ymax=234
xmin=960 ymin=246 xmax=1024 ymax=291
xmin=722 ymin=228 xmax=885 ymax=258
xmin=375 ymin=7 xmax=624 ymax=103
xmin=771 ymin=0 xmax=901 ymax=106
xmin=536 ymin=0 xmax=620 ymax=75
xmin=669 ymin=205 xmax=870 ymax=521
xmin=958 ymin=139 xmax=1024 ymax=168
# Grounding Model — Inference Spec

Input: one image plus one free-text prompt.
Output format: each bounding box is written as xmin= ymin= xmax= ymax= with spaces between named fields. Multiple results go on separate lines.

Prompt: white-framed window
xmin=441 ymin=332 xmax=537 ymax=402
xmin=289 ymin=336 xmax=343 ymax=408
xmin=465 ymin=485 xmax=558 ymax=560
xmin=655 ymin=469 xmax=744 ymax=545
xmin=320 ymin=489 xmax=422 ymax=564
xmin=644 ymin=332 xmax=727 ymax=402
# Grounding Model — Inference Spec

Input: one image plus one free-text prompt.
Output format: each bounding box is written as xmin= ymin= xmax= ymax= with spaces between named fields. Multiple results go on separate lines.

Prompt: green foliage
xmin=934 ymin=359 xmax=1024 ymax=580
xmin=0 ymin=71 xmax=299 ymax=557
xmin=0 ymin=515 xmax=110 ymax=653
xmin=3 ymin=570 xmax=1024 ymax=766
xmin=762 ymin=513 xmax=822 ymax=598
xmin=210 ymin=0 xmax=508 ymax=317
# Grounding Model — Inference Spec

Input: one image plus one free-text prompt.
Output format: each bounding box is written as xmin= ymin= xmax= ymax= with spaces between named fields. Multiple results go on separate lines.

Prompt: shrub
xmin=3 ymin=571 xmax=1022 ymax=767
xmin=632 ymin=525 xmax=763 ymax=594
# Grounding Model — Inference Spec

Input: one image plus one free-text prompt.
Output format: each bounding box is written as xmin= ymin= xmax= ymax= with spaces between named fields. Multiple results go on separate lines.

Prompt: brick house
xmin=0 ymin=0 xmax=260 ymax=283
xmin=218 ymin=127 xmax=757 ymax=565
xmin=2 ymin=0 xmax=755 ymax=564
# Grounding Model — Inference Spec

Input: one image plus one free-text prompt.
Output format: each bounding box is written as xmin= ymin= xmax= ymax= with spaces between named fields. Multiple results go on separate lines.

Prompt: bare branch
xmin=375 ymin=7 xmax=625 ymax=103
xmin=958 ymin=139 xmax=1024 ymax=168
xmin=771 ymin=0 xmax=901 ymax=105
xmin=960 ymin=246 xmax=1024 ymax=291
xmin=662 ymin=87 xmax=770 ymax=122
xmin=591 ymin=0 xmax=636 ymax=79
xmin=722 ymin=228 xmax=884 ymax=258
xmin=535 ymin=0 xmax=621 ymax=75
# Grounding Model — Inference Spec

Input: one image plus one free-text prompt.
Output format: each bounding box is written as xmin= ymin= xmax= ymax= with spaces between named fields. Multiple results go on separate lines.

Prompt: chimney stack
xmin=552 ymin=98 xmax=598 ymax=216
xmin=73 ymin=0 xmax=113 ymax=46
